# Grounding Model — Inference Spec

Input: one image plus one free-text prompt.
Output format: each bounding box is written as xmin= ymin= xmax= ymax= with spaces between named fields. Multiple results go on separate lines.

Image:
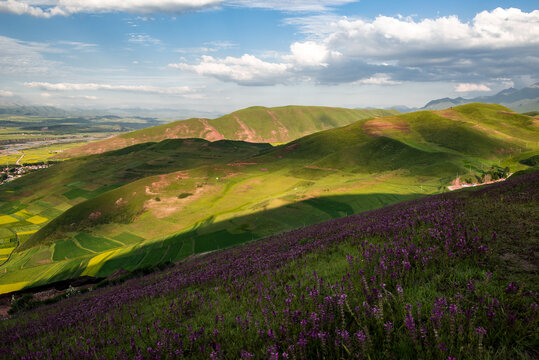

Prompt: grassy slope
xmin=0 ymin=103 xmax=538 ymax=292
xmin=58 ymin=106 xmax=398 ymax=158
xmin=1 ymin=170 xmax=537 ymax=359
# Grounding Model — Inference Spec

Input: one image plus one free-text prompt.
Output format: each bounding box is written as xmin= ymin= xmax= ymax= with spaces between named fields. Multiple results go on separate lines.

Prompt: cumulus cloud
xmin=353 ymin=74 xmax=402 ymax=86
xmin=0 ymin=90 xmax=14 ymax=96
xmin=0 ymin=0 xmax=224 ymax=17
xmin=169 ymin=55 xmax=291 ymax=85
xmin=174 ymin=8 xmax=539 ymax=86
xmin=323 ymin=8 xmax=539 ymax=58
xmin=25 ymin=82 xmax=196 ymax=95
xmin=284 ymin=41 xmax=341 ymax=66
xmin=170 ymin=41 xmax=345 ymax=85
xmin=454 ymin=83 xmax=491 ymax=92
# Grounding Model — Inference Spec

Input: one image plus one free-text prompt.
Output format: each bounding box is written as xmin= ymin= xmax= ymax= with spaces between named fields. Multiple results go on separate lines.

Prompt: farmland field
xmin=0 ymin=104 xmax=537 ymax=294
xmin=1 ymin=168 xmax=536 ymax=359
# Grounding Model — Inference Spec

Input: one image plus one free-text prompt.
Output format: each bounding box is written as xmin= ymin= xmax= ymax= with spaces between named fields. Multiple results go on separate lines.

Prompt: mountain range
xmin=396 ymin=83 xmax=539 ymax=113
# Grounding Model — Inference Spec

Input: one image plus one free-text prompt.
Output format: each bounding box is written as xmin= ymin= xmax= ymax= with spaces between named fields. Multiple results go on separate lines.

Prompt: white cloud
xmin=171 ymin=41 xmax=342 ymax=85
xmin=322 ymin=8 xmax=539 ymax=58
xmin=229 ymin=0 xmax=358 ymax=12
xmin=0 ymin=0 xmax=359 ymax=17
xmin=42 ymin=92 xmax=98 ymax=100
xmin=0 ymin=90 xmax=14 ymax=96
xmin=169 ymin=54 xmax=290 ymax=85
xmin=454 ymin=83 xmax=491 ymax=92
xmin=0 ymin=35 xmax=60 ymax=77
xmin=25 ymin=82 xmax=196 ymax=95
xmin=128 ymin=33 xmax=161 ymax=46
xmin=285 ymin=41 xmax=340 ymax=67
xmin=0 ymin=0 xmax=224 ymax=17
xmin=353 ymin=74 xmax=402 ymax=86
xmin=57 ymin=40 xmax=97 ymax=52
xmin=174 ymin=8 xmax=539 ymax=86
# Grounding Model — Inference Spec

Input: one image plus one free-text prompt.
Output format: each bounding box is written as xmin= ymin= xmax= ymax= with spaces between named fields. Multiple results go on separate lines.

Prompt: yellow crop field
xmin=27 ymin=215 xmax=48 ymax=224
xmin=0 ymin=281 xmax=28 ymax=294
xmin=0 ymin=215 xmax=18 ymax=225
xmin=16 ymin=230 xmax=38 ymax=236
xmin=14 ymin=210 xmax=33 ymax=219
xmin=0 ymin=247 xmax=15 ymax=256
xmin=82 ymin=249 xmax=121 ymax=276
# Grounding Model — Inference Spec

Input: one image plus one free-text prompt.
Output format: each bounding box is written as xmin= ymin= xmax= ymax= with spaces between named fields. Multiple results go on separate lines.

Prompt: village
xmin=0 ymin=162 xmax=54 ymax=185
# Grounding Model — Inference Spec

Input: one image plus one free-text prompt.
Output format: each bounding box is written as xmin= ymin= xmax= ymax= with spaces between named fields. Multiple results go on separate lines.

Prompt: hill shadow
xmin=89 ymin=192 xmax=424 ymax=278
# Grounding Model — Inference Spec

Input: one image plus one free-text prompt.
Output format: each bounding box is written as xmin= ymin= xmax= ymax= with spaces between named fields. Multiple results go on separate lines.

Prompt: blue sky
xmin=0 ymin=0 xmax=537 ymax=116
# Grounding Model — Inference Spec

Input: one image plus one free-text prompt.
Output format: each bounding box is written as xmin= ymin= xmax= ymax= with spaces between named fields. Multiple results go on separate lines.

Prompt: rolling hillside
xmin=0 ymin=103 xmax=538 ymax=293
xmin=2 ymin=169 xmax=537 ymax=359
xmin=57 ymin=106 xmax=398 ymax=158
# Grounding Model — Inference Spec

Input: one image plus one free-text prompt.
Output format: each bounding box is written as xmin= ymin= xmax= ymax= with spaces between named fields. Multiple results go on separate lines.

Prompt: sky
xmin=0 ymin=0 xmax=538 ymax=116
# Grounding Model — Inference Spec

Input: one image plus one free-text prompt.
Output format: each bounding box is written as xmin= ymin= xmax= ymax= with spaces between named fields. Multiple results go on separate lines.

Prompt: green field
xmin=0 ymin=113 xmax=168 ymax=165
xmin=0 ymin=103 xmax=538 ymax=293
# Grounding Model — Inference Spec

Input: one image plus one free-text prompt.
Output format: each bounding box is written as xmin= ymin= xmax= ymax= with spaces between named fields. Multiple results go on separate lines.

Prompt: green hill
xmin=0 ymin=103 xmax=538 ymax=293
xmin=2 ymin=169 xmax=537 ymax=359
xmin=57 ymin=106 xmax=398 ymax=158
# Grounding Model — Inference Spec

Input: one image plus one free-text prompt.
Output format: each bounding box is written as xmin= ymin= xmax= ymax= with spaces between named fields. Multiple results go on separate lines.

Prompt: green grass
xmin=74 ymin=233 xmax=122 ymax=252
xmin=2 ymin=171 xmax=536 ymax=359
xmin=0 ymin=103 xmax=538 ymax=292
xmin=52 ymin=239 xmax=92 ymax=261
xmin=61 ymin=106 xmax=398 ymax=158
xmin=113 ymin=232 xmax=145 ymax=245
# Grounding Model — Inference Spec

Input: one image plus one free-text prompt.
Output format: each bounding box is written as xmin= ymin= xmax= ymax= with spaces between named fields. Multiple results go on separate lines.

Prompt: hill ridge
xmin=57 ymin=106 xmax=398 ymax=158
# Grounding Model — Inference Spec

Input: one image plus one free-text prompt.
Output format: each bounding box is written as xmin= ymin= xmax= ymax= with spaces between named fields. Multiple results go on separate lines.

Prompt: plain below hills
xmin=0 ymin=103 xmax=538 ymax=293
xmin=57 ymin=106 xmax=398 ymax=158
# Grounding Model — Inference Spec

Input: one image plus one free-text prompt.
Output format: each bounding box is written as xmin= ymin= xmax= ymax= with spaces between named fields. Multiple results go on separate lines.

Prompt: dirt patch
xmin=227 ymin=162 xmax=257 ymax=167
xmin=233 ymin=115 xmax=260 ymax=142
xmin=169 ymin=123 xmax=193 ymax=138
xmin=434 ymin=109 xmax=467 ymax=121
xmin=267 ymin=110 xmax=290 ymax=142
xmin=236 ymin=178 xmax=262 ymax=193
xmin=35 ymin=259 xmax=52 ymax=265
xmin=361 ymin=117 xmax=410 ymax=136
xmin=152 ymin=175 xmax=171 ymax=190
xmin=448 ymin=174 xmax=511 ymax=191
xmin=198 ymin=119 xmax=225 ymax=141
xmin=144 ymin=183 xmax=213 ymax=219
xmin=175 ymin=171 xmax=190 ymax=180
xmin=220 ymin=172 xmax=242 ymax=179
xmin=500 ymin=253 xmax=537 ymax=272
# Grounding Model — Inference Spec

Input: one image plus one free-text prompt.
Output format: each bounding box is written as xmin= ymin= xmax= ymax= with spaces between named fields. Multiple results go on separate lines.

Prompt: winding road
xmin=15 ymin=154 xmax=24 ymax=165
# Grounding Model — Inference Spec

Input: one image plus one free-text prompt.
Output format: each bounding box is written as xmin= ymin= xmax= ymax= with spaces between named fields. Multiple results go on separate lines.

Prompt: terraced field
xmin=0 ymin=104 xmax=537 ymax=293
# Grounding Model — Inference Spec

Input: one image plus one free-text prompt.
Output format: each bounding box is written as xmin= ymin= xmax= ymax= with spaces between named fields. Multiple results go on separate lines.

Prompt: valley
xmin=0 ymin=113 xmax=167 ymax=165
xmin=0 ymin=103 xmax=537 ymax=294
xmin=1 ymin=3 xmax=537 ymax=358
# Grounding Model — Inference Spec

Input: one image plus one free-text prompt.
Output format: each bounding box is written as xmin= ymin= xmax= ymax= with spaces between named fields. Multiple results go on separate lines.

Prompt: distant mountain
xmin=0 ymin=105 xmax=72 ymax=117
xmin=420 ymin=83 xmax=539 ymax=112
